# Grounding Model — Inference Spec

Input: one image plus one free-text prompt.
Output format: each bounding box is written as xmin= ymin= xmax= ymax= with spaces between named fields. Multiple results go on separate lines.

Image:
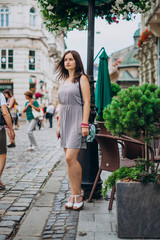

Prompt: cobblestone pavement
xmin=0 ymin=120 xmax=64 ymax=240
xmin=42 ymin=178 xmax=79 ymax=240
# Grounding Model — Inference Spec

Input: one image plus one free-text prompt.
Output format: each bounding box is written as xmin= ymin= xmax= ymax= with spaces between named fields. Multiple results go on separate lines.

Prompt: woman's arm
xmin=23 ymin=103 xmax=29 ymax=113
xmin=80 ymin=75 xmax=90 ymax=137
xmin=56 ymin=104 xmax=62 ymax=137
xmin=32 ymin=104 xmax=40 ymax=112
xmin=30 ymin=100 xmax=40 ymax=112
xmin=80 ymin=75 xmax=90 ymax=124
xmin=1 ymin=105 xmax=15 ymax=141
xmin=8 ymin=97 xmax=15 ymax=109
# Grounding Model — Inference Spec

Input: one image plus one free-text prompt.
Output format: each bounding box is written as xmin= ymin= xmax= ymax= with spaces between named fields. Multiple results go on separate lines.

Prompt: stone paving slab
xmin=15 ymin=207 xmax=51 ymax=237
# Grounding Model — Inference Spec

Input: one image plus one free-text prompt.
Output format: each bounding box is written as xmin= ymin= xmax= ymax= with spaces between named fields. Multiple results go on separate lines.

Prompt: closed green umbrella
xmin=95 ymin=49 xmax=112 ymax=118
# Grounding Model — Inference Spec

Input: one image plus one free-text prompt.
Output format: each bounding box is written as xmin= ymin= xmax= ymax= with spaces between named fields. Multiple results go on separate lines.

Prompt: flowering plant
xmin=137 ymin=29 xmax=153 ymax=48
xmin=37 ymin=0 xmax=154 ymax=32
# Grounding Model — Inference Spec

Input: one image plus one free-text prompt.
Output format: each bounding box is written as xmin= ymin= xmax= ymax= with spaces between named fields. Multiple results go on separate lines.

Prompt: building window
xmin=30 ymin=7 xmax=36 ymax=27
xmin=0 ymin=82 xmax=13 ymax=92
xmin=8 ymin=50 xmax=13 ymax=69
xmin=29 ymin=50 xmax=35 ymax=70
xmin=0 ymin=49 xmax=13 ymax=70
xmin=0 ymin=6 xmax=9 ymax=27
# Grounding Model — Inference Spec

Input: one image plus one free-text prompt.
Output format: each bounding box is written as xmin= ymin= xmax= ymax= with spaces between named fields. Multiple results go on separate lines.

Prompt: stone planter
xmin=116 ymin=182 xmax=160 ymax=239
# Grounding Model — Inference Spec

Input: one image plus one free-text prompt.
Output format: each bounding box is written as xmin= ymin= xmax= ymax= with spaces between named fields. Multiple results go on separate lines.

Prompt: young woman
xmin=3 ymin=90 xmax=16 ymax=147
xmin=56 ymin=50 xmax=90 ymax=211
xmin=23 ymin=91 xmax=40 ymax=151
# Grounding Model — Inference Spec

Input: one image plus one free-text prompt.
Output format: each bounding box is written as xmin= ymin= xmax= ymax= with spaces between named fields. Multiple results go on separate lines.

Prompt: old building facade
xmin=109 ymin=29 xmax=140 ymax=89
xmin=0 ymin=0 xmax=65 ymax=108
xmin=136 ymin=0 xmax=160 ymax=86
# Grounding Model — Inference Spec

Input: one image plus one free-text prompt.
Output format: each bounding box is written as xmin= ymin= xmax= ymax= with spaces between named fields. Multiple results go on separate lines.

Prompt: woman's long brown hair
xmin=55 ymin=50 xmax=87 ymax=83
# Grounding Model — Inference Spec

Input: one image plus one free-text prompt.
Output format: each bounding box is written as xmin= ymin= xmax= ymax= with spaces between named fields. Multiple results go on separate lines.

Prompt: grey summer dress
xmin=58 ymin=82 xmax=86 ymax=149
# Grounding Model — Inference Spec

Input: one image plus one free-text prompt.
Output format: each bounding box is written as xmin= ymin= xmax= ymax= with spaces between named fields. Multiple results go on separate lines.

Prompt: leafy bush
xmin=111 ymin=83 xmax=121 ymax=97
xmin=103 ymin=83 xmax=160 ymax=143
xmin=102 ymin=160 xmax=160 ymax=197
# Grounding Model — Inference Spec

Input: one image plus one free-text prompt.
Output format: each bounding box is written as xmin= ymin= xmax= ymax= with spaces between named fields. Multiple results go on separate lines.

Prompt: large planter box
xmin=116 ymin=182 xmax=160 ymax=238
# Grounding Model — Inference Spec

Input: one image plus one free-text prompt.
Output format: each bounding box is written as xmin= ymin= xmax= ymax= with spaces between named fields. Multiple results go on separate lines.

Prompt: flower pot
xmin=116 ymin=182 xmax=160 ymax=238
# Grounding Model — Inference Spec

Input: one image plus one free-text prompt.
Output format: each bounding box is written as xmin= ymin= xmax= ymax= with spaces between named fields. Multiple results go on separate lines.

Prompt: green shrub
xmin=103 ymin=83 xmax=160 ymax=143
xmin=102 ymin=160 xmax=160 ymax=197
xmin=111 ymin=83 xmax=121 ymax=97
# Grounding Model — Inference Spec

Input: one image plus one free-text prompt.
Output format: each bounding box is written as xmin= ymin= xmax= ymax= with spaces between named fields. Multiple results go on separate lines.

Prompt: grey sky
xmin=65 ymin=14 xmax=141 ymax=70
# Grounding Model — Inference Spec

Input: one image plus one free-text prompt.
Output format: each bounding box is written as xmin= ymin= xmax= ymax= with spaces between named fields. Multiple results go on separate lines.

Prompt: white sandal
xmin=73 ymin=193 xmax=84 ymax=211
xmin=65 ymin=195 xmax=74 ymax=209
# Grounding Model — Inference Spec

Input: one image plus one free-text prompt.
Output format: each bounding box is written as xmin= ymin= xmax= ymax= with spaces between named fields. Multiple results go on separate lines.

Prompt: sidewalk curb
xmin=13 ymin=157 xmax=67 ymax=240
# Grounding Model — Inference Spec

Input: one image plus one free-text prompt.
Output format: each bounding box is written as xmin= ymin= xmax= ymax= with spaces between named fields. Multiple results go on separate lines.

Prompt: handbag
xmin=79 ymin=78 xmax=96 ymax=143
xmin=32 ymin=107 xmax=43 ymax=119
xmin=0 ymin=106 xmax=13 ymax=125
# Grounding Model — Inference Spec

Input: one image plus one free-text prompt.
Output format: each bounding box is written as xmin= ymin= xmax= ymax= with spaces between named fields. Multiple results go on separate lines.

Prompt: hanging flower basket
xmin=137 ymin=29 xmax=153 ymax=48
xmin=37 ymin=0 xmax=154 ymax=32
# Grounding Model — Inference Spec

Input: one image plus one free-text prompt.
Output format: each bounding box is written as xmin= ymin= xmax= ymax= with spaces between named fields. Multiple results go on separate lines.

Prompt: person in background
xmin=42 ymin=103 xmax=47 ymax=123
xmin=46 ymin=103 xmax=55 ymax=128
xmin=14 ymin=101 xmax=21 ymax=130
xmin=39 ymin=105 xmax=44 ymax=129
xmin=23 ymin=91 xmax=40 ymax=151
xmin=0 ymin=92 xmax=15 ymax=190
xmin=3 ymin=90 xmax=16 ymax=148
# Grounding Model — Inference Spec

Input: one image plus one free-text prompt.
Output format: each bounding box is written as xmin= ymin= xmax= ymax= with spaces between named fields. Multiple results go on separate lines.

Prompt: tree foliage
xmin=111 ymin=83 xmax=121 ymax=96
xmin=103 ymin=83 xmax=160 ymax=143
xmin=37 ymin=0 xmax=154 ymax=32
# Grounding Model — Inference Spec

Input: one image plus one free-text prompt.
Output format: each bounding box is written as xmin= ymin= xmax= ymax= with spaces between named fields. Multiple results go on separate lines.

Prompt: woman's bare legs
xmin=6 ymin=129 xmax=15 ymax=145
xmin=64 ymin=148 xmax=83 ymax=207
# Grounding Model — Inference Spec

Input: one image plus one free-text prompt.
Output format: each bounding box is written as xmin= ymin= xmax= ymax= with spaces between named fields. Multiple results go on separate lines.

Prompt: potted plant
xmin=102 ymin=83 xmax=160 ymax=238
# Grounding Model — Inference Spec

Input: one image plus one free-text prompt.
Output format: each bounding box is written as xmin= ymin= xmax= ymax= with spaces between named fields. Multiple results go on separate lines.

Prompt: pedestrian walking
xmin=0 ymin=92 xmax=15 ymax=189
xmin=46 ymin=103 xmax=55 ymax=128
xmin=23 ymin=91 xmax=40 ymax=151
xmin=14 ymin=101 xmax=21 ymax=130
xmin=39 ymin=105 xmax=45 ymax=129
xmin=56 ymin=50 xmax=90 ymax=210
xmin=42 ymin=103 xmax=47 ymax=123
xmin=3 ymin=90 xmax=16 ymax=147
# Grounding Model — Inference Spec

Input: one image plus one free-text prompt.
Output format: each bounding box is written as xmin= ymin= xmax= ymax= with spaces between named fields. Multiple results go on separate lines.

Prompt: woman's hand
xmin=27 ymin=102 xmax=32 ymax=107
xmin=56 ymin=126 xmax=60 ymax=138
xmin=81 ymin=127 xmax=89 ymax=137
xmin=29 ymin=100 xmax=34 ymax=107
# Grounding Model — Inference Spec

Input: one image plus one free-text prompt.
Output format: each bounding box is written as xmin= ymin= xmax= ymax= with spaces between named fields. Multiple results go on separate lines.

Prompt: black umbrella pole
xmin=78 ymin=0 xmax=102 ymax=199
